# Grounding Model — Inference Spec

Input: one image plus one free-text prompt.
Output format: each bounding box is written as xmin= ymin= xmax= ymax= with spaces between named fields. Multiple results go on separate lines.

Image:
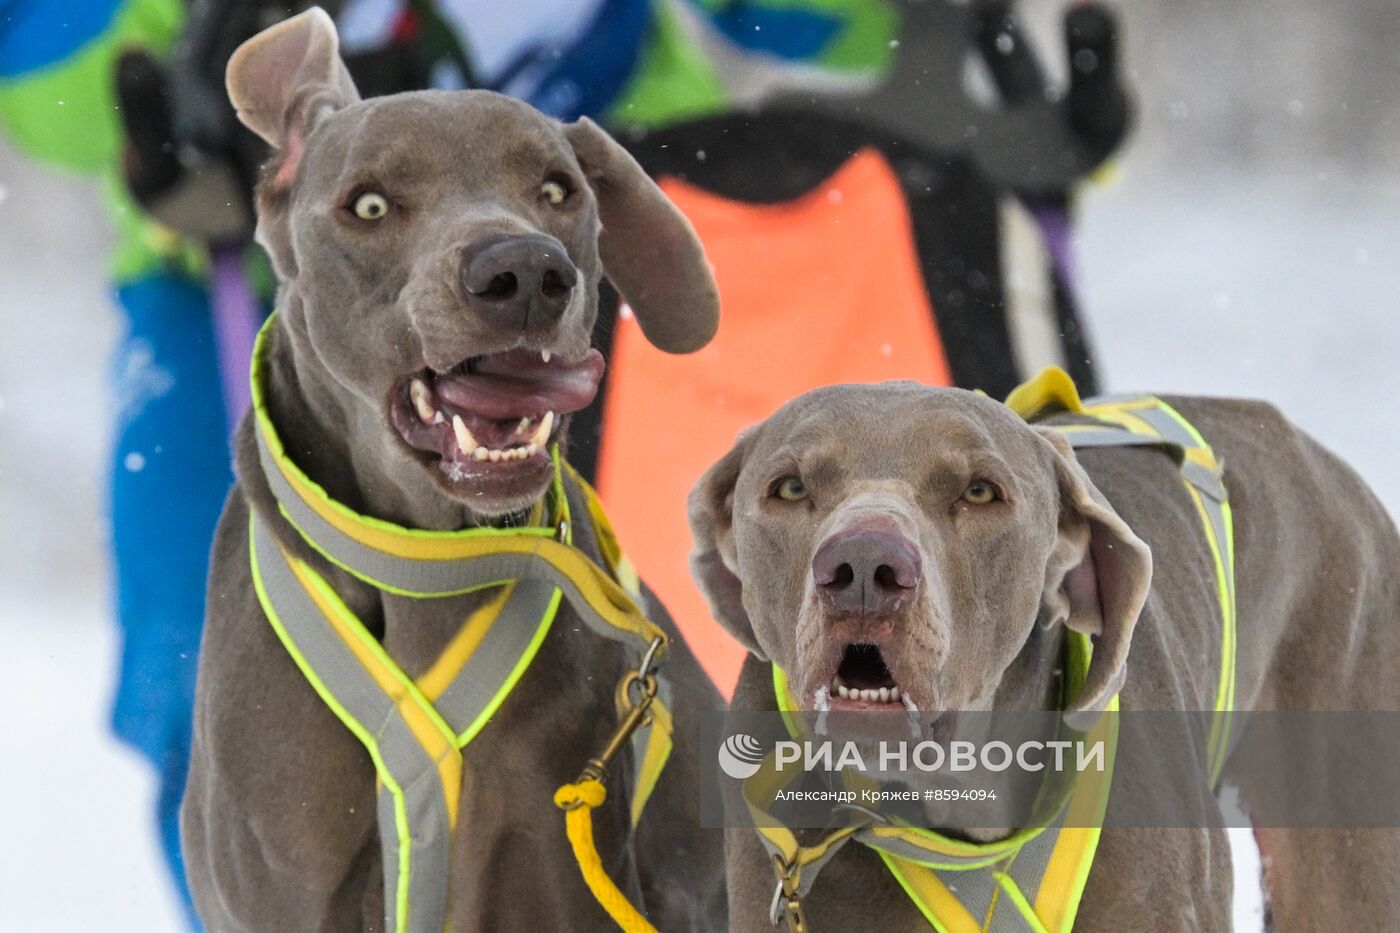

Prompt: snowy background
xmin=3 ymin=0 xmax=1398 ymax=928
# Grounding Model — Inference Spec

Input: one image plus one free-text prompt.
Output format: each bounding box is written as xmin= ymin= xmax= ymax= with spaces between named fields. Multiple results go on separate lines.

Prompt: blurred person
xmin=0 ymin=0 xmax=224 ymax=925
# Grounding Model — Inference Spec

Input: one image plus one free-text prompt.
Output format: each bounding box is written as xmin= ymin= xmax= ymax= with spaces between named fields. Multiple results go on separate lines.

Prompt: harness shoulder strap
xmin=1058 ymin=393 xmax=1238 ymax=781
xmin=250 ymin=514 xmax=457 ymax=933
xmin=1009 ymin=369 xmax=1237 ymax=777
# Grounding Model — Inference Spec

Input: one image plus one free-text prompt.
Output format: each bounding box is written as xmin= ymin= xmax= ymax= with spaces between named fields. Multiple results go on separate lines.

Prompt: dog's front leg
xmin=182 ymin=493 xmax=382 ymax=930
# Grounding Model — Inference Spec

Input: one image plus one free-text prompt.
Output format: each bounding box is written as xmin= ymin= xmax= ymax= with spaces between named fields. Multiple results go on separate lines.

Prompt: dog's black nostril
xmin=873 ymin=564 xmax=903 ymax=591
xmin=828 ymin=563 xmax=855 ymax=590
xmin=479 ymin=272 xmax=518 ymax=300
xmin=541 ymin=268 xmax=570 ymax=299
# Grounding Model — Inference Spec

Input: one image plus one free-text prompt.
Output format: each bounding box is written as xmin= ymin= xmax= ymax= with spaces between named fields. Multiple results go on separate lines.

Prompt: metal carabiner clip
xmin=768 ymin=854 xmax=808 ymax=931
xmin=568 ymin=637 xmax=665 ymax=791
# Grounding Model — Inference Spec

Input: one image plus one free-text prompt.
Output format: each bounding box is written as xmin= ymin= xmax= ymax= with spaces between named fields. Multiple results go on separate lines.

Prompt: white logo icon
xmin=717 ymin=733 xmax=765 ymax=779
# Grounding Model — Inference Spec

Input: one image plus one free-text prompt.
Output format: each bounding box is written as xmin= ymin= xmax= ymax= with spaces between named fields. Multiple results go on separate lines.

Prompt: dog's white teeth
xmin=433 ymin=411 xmax=446 ymax=425
xmin=488 ymin=449 xmax=503 ymax=462
xmin=541 ymin=350 xmax=552 ymax=364
xmin=529 ymin=411 xmax=554 ymax=448
xmin=452 ymin=415 xmax=478 ymax=455
xmin=890 ymin=686 xmax=902 ymax=701
xmin=410 ymin=379 xmax=437 ymax=423
xmin=878 ymin=687 xmax=891 ymax=703
xmin=517 ymin=417 xmax=531 ymax=434
xmin=836 ymin=684 xmax=850 ymax=699
xmin=473 ymin=446 xmax=489 ymax=461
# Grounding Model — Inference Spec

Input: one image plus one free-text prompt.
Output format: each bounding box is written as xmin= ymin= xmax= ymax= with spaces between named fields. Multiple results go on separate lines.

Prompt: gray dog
xmin=688 ymin=380 xmax=1400 ymax=931
xmin=182 ymin=8 xmax=725 ymax=930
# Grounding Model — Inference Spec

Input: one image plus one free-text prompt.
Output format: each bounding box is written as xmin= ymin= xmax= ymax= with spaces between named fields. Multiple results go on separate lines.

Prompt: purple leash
xmin=1027 ymin=199 xmax=1077 ymax=294
xmin=210 ymin=245 xmax=261 ymax=434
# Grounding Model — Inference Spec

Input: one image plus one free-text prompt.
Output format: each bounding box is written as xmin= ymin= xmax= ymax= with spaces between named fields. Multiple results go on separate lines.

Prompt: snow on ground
xmin=4 ymin=2 xmax=1399 ymax=927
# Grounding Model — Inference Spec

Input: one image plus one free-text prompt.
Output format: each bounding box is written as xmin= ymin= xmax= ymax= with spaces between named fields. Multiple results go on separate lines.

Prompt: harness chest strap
xmin=248 ymin=316 xmax=672 ymax=933
xmin=754 ymin=367 xmax=1238 ymax=933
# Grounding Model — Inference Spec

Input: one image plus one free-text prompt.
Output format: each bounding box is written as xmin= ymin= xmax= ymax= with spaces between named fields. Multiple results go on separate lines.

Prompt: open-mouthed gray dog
xmin=688 ymin=376 xmax=1400 ymax=932
xmin=181 ymin=8 xmax=725 ymax=931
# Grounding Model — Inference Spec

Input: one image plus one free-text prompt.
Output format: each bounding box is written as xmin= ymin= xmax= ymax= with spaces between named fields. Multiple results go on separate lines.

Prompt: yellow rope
xmin=554 ymin=780 xmax=659 ymax=933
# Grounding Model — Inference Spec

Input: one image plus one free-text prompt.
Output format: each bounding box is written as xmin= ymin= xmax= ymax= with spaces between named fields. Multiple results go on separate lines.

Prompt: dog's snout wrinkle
xmin=813 ymin=529 xmax=922 ymax=617
xmin=460 ymin=234 xmax=578 ymax=331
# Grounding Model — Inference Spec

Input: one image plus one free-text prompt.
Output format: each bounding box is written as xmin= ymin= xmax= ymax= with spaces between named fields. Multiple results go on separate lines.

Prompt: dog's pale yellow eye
xmin=963 ymin=481 xmax=997 ymax=505
xmin=541 ymin=180 xmax=568 ymax=205
xmin=352 ymin=191 xmax=389 ymax=220
xmin=775 ymin=477 xmax=808 ymax=501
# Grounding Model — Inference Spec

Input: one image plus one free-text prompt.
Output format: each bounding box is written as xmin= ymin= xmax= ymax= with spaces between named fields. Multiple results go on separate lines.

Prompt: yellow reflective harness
xmin=753 ymin=367 xmax=1238 ymax=933
xmin=248 ymin=316 xmax=672 ymax=933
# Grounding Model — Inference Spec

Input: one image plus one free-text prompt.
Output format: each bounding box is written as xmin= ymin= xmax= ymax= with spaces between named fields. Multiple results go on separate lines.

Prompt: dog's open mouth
xmin=826 ymin=643 xmax=912 ymax=711
xmin=389 ymin=347 xmax=605 ymax=480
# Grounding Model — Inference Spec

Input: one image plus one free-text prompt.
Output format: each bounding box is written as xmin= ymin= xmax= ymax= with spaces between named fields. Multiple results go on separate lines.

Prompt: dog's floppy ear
xmin=687 ymin=430 xmax=765 ymax=658
xmin=1035 ymin=429 xmax=1152 ymax=715
xmin=565 ymin=117 xmax=720 ymax=354
xmin=226 ymin=7 xmax=359 ymax=191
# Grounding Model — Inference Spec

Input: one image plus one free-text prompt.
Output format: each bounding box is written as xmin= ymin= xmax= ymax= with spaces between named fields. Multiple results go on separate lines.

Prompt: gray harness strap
xmin=251 ymin=515 xmax=456 ymax=933
xmin=250 ymin=462 xmax=672 ymax=933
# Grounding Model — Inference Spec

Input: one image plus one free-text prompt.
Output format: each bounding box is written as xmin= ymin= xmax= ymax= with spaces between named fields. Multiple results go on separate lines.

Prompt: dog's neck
xmin=994 ymin=622 xmax=1067 ymax=713
xmin=261 ymin=312 xmax=527 ymax=532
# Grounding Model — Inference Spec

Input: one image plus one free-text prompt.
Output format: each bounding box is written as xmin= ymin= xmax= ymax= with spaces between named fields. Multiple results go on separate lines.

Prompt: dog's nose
xmin=812 ymin=530 xmax=922 ymax=616
xmin=460 ymin=235 xmax=578 ymax=330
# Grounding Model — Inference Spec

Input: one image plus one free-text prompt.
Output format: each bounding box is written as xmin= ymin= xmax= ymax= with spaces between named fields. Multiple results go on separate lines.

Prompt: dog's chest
xmin=376 ymin=588 xmax=500 ymax=677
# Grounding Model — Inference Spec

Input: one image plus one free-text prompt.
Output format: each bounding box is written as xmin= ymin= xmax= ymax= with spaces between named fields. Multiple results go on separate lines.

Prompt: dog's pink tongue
xmin=434 ymin=348 xmax=605 ymax=419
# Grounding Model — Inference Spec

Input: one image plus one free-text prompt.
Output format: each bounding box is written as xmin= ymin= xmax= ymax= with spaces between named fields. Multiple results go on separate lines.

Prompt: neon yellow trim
xmin=1034 ymin=701 xmax=1117 ymax=932
xmin=251 ymin=528 xmax=412 ymax=933
xmin=1152 ymin=398 xmax=1212 ymax=450
xmin=877 ymin=853 xmax=976 ymax=933
xmin=1186 ymin=482 xmax=1235 ymax=779
xmin=615 ymin=555 xmax=643 ymax=603
xmin=274 ymin=505 xmax=513 ymax=597
xmin=1081 ymin=404 xmax=1160 ymax=440
xmin=991 ymin=871 xmax=1050 ymax=933
xmin=771 ymin=666 xmax=802 ymax=739
xmin=1185 ymin=447 xmax=1219 ymax=471
xmin=1150 ymin=401 xmax=1237 ymax=779
xmin=629 ymin=703 xmax=674 ymax=827
xmin=984 ymin=884 xmax=1004 ymax=932
xmin=417 ymin=584 xmax=515 ymax=699
xmin=274 ymin=493 xmax=665 ymax=647
xmin=286 ymin=551 xmax=463 ymax=830
xmin=1221 ymin=502 xmax=1237 ymax=731
xmin=454 ymin=588 xmax=563 ymax=747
